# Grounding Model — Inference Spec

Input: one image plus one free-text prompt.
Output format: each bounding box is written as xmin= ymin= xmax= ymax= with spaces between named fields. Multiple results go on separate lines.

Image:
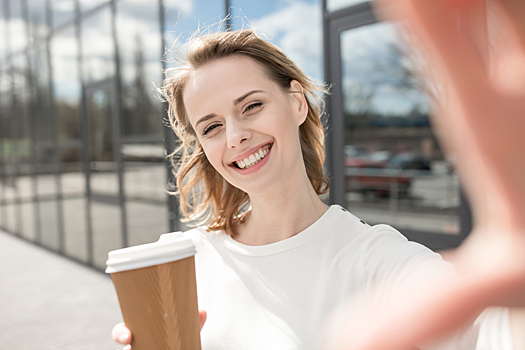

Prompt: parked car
xmin=345 ymin=149 xmax=412 ymax=198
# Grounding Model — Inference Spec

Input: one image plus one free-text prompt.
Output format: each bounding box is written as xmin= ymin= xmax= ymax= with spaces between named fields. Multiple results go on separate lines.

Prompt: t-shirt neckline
xmin=222 ymin=205 xmax=343 ymax=256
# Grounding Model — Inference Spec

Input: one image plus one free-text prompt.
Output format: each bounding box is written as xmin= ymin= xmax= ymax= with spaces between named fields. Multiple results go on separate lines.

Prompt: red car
xmin=345 ymin=157 xmax=412 ymax=198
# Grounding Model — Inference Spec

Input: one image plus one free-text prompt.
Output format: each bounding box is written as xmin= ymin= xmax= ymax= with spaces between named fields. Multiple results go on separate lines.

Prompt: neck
xmin=235 ymin=176 xmax=328 ymax=246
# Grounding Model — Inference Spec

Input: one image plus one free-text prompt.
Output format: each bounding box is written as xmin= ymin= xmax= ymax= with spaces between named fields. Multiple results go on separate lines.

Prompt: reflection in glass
xmin=21 ymin=201 xmax=37 ymax=241
xmin=86 ymin=85 xmax=123 ymax=267
xmin=0 ymin=15 xmax=5 ymax=60
xmin=30 ymin=44 xmax=54 ymax=143
xmin=0 ymin=64 xmax=17 ymax=221
xmin=28 ymin=0 xmax=50 ymax=45
xmin=127 ymin=201 xmax=168 ymax=246
xmin=63 ymin=197 xmax=88 ymax=262
xmin=326 ymin=0 xmax=366 ymax=12
xmin=78 ymin=0 xmax=108 ymax=13
xmin=39 ymin=200 xmax=60 ymax=250
xmin=4 ymin=188 xmax=19 ymax=234
xmin=116 ymin=0 xmax=163 ymax=137
xmin=51 ymin=25 xmax=81 ymax=142
xmin=87 ymin=88 xmax=119 ymax=195
xmin=17 ymin=174 xmax=33 ymax=202
xmin=230 ymin=0 xmax=323 ymax=82
xmin=60 ymin=148 xmax=85 ymax=196
xmin=0 ymin=135 xmax=4 ymax=229
xmin=9 ymin=0 xmax=28 ymax=53
xmin=12 ymin=54 xmax=31 ymax=169
xmin=341 ymin=23 xmax=459 ymax=235
xmin=36 ymin=172 xmax=57 ymax=198
xmin=81 ymin=6 xmax=115 ymax=84
xmin=124 ymin=150 xmax=168 ymax=246
xmin=61 ymin=147 xmax=88 ymax=261
xmin=123 ymin=147 xmax=166 ymax=202
xmin=92 ymin=201 xmax=122 ymax=269
xmin=51 ymin=0 xmax=76 ymax=29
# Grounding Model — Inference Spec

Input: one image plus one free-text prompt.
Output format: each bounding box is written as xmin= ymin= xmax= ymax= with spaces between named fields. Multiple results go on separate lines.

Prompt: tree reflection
xmin=121 ymin=34 xmax=160 ymax=137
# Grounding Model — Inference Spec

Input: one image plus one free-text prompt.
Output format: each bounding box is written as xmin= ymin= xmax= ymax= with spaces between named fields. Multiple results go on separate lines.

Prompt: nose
xmin=226 ymin=119 xmax=251 ymax=149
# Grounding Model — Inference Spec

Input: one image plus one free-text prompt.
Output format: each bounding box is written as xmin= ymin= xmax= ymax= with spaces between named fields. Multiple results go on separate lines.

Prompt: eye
xmin=244 ymin=102 xmax=263 ymax=113
xmin=202 ymin=123 xmax=221 ymax=136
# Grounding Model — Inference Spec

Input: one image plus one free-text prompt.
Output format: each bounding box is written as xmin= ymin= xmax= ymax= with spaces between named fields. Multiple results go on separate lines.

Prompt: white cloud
xmin=341 ymin=22 xmax=397 ymax=63
xmin=340 ymin=22 xmax=430 ymax=115
xmin=252 ymin=1 xmax=323 ymax=81
xmin=163 ymin=0 xmax=193 ymax=18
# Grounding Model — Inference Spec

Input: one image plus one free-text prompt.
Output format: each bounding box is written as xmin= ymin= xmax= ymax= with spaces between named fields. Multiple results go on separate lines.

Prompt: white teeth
xmin=235 ymin=146 xmax=270 ymax=169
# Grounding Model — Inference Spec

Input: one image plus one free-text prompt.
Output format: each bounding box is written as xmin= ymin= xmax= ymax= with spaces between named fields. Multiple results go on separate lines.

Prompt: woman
xmin=112 ymin=29 xmax=512 ymax=349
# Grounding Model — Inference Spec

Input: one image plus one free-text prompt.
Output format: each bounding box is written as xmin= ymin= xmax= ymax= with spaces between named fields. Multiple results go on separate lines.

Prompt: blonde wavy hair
xmin=162 ymin=29 xmax=329 ymax=236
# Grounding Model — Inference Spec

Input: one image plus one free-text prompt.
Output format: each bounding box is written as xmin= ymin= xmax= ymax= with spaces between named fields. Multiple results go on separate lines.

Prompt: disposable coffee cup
xmin=106 ymin=232 xmax=201 ymax=350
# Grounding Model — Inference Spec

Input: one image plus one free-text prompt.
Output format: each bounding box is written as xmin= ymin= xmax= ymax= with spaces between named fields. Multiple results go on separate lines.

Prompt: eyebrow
xmin=234 ymin=90 xmax=263 ymax=105
xmin=195 ymin=90 xmax=264 ymax=128
xmin=195 ymin=113 xmax=216 ymax=128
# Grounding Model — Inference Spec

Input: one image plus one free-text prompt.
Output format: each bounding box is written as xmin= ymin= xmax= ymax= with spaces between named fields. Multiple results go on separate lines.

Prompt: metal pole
xmin=225 ymin=0 xmax=232 ymax=31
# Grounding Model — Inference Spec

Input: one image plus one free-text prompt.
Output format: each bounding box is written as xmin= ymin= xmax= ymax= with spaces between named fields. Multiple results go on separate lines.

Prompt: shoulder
xmin=329 ymin=206 xmax=431 ymax=258
xmin=358 ymin=224 xmax=455 ymax=291
xmin=327 ymin=205 xmax=372 ymax=236
xmin=323 ymin=206 xmax=413 ymax=270
xmin=327 ymin=205 xmax=407 ymax=250
xmin=181 ymin=226 xmax=228 ymax=253
xmin=329 ymin=207 xmax=453 ymax=282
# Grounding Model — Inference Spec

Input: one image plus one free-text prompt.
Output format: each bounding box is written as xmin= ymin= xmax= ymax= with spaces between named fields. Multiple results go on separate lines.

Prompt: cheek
xmin=202 ymin=142 xmax=228 ymax=175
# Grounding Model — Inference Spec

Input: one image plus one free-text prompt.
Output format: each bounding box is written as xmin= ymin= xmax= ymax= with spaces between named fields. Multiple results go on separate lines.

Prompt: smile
xmin=234 ymin=144 xmax=271 ymax=169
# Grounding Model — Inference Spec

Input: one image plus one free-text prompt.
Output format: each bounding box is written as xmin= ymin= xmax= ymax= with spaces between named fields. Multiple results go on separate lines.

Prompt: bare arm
xmin=325 ymin=0 xmax=525 ymax=348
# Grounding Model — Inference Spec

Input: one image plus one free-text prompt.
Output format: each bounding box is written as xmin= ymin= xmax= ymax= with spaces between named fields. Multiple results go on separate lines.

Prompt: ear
xmin=289 ymin=80 xmax=308 ymax=126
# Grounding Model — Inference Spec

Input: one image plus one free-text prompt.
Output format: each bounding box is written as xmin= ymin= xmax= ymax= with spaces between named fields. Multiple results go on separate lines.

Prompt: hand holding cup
xmin=112 ymin=310 xmax=207 ymax=348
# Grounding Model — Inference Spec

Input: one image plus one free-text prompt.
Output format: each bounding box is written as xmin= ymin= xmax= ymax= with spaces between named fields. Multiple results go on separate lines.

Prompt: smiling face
xmin=183 ymin=55 xmax=308 ymax=197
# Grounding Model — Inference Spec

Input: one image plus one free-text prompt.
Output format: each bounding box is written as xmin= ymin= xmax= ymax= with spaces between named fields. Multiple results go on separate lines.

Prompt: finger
xmin=496 ymin=0 xmax=525 ymax=48
xmin=199 ymin=310 xmax=207 ymax=330
xmin=111 ymin=322 xmax=132 ymax=345
xmin=456 ymin=0 xmax=490 ymax=68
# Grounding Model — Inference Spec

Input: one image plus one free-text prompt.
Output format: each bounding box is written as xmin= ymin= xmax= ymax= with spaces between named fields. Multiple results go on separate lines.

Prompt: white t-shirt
xmin=182 ymin=205 xmax=511 ymax=350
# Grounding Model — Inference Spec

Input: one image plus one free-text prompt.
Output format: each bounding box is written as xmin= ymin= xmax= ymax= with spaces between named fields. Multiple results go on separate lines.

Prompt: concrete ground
xmin=0 ymin=230 xmax=123 ymax=350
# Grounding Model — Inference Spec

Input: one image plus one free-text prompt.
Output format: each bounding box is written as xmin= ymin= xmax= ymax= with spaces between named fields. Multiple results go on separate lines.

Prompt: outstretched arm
xmin=326 ymin=0 xmax=525 ymax=349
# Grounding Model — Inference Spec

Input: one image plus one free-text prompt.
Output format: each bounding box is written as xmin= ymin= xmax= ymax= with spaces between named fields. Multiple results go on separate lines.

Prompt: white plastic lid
xmin=105 ymin=232 xmax=196 ymax=273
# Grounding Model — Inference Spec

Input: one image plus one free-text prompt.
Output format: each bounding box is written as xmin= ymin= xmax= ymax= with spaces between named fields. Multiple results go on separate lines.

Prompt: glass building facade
xmin=0 ymin=0 xmax=467 ymax=271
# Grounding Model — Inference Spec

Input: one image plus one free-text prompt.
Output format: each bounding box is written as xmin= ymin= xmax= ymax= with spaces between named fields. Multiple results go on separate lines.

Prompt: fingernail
xmin=118 ymin=332 xmax=130 ymax=343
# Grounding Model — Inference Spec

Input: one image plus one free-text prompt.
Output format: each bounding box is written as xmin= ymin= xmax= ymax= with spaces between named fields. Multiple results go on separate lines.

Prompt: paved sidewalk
xmin=0 ymin=230 xmax=123 ymax=350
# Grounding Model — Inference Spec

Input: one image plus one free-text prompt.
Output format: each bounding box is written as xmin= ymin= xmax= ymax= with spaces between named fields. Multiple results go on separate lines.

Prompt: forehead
xmin=183 ymin=55 xmax=274 ymax=123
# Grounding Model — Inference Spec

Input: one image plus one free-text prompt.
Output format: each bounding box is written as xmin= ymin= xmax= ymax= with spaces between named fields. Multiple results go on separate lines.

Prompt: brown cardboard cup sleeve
xmin=106 ymin=232 xmax=201 ymax=350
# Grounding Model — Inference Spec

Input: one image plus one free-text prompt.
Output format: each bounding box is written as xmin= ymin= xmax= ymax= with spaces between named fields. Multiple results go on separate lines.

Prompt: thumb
xmin=199 ymin=310 xmax=207 ymax=330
